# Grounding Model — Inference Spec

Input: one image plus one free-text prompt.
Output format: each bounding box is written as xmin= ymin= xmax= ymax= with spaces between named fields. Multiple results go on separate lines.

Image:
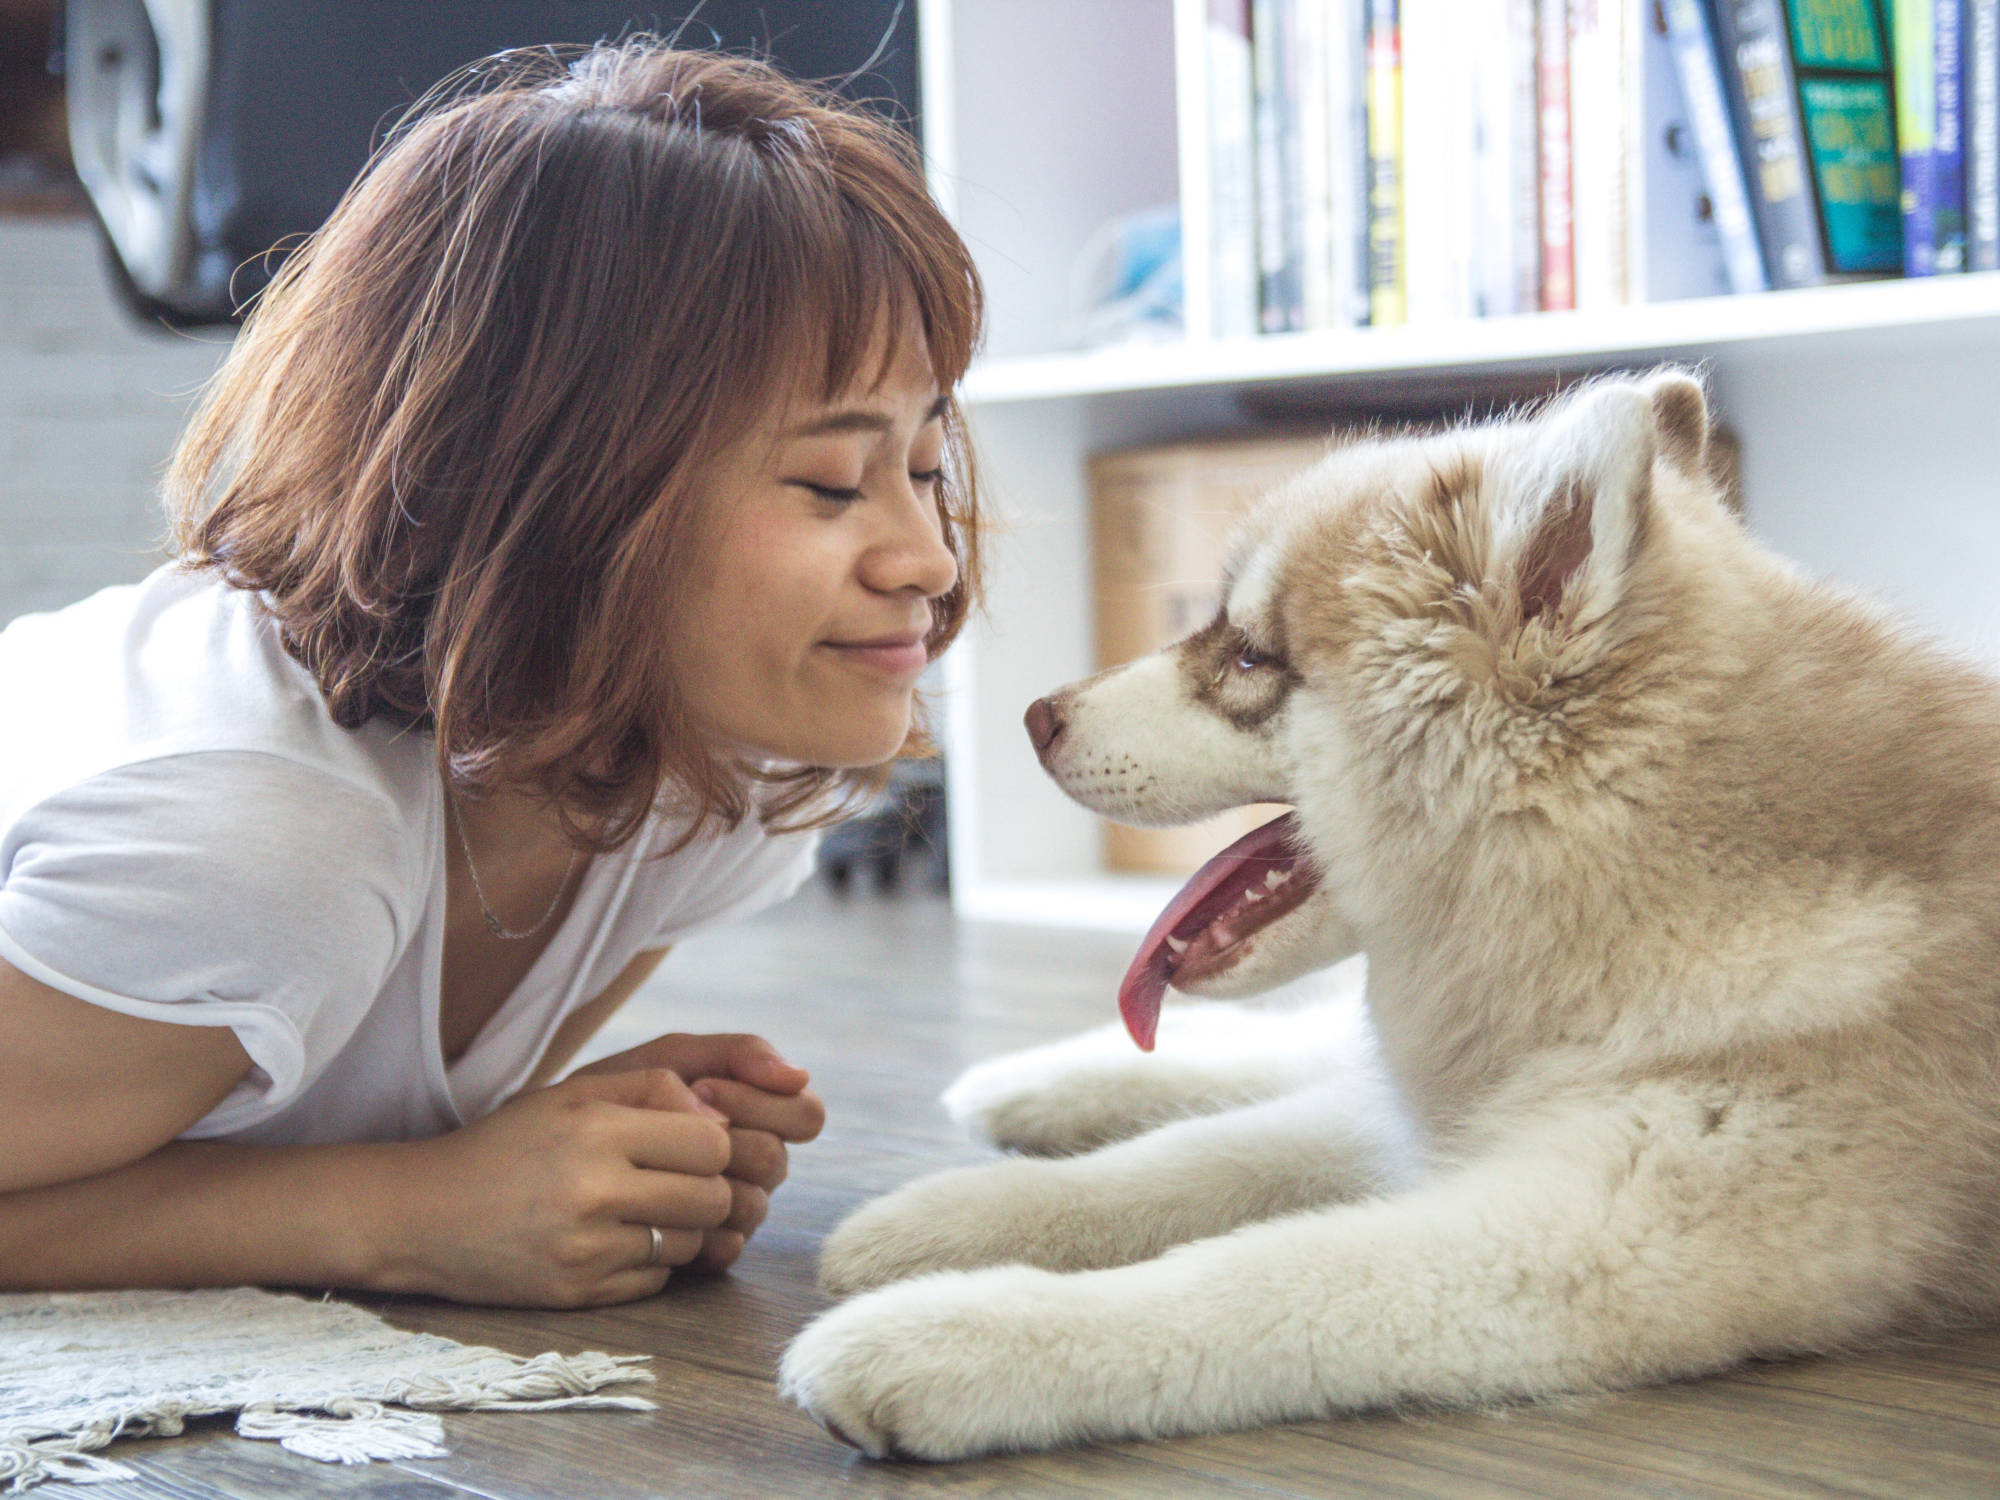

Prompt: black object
xmin=819 ymin=759 xmax=948 ymax=896
xmin=63 ymin=0 xmax=920 ymax=326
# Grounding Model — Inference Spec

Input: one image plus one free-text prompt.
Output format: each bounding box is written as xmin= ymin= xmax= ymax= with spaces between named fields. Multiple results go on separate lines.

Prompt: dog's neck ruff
xmin=1119 ymin=812 xmax=1321 ymax=1049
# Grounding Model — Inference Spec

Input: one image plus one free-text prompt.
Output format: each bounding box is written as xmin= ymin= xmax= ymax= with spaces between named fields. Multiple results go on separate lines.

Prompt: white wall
xmin=1709 ymin=327 xmax=2000 ymax=661
xmin=0 ymin=217 xmax=231 ymax=624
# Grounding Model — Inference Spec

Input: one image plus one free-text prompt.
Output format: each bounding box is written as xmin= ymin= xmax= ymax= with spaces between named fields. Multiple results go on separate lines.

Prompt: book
xmin=1934 ymin=0 xmax=1970 ymax=270
xmin=1972 ymin=0 xmax=1999 ymax=269
xmin=1471 ymin=0 xmax=1544 ymax=316
xmin=1293 ymin=0 xmax=1367 ymax=328
xmin=1632 ymin=0 xmax=1747 ymax=299
xmin=1365 ymin=0 xmax=1408 ymax=325
xmin=1206 ymin=0 xmax=1261 ymax=338
xmin=1253 ymin=0 xmax=1306 ymax=331
xmin=1710 ymin=0 xmax=1827 ymax=284
xmin=1661 ymin=0 xmax=1772 ymax=290
xmin=1337 ymin=0 xmax=1374 ymax=325
xmin=1400 ymin=0 xmax=1479 ymax=320
xmin=1895 ymin=0 xmax=1939 ymax=273
xmin=1786 ymin=0 xmax=1903 ymax=275
xmin=1537 ymin=0 xmax=1578 ymax=308
xmin=1570 ymin=0 xmax=1632 ymax=308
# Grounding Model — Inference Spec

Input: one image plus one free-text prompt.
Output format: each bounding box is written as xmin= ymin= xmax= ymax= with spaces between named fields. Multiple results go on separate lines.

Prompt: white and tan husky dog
xmin=780 ymin=370 xmax=2000 ymax=1459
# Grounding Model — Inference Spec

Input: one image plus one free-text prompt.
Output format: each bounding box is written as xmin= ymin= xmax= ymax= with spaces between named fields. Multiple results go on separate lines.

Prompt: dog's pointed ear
xmin=1512 ymin=382 xmax=1657 ymax=627
xmin=1643 ymin=368 xmax=1710 ymax=477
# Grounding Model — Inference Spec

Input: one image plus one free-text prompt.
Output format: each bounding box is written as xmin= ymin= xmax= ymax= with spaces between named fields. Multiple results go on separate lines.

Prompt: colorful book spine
xmin=1896 ymin=0 xmax=1939 ymax=274
xmin=1536 ymin=0 xmax=1576 ymax=309
xmin=1934 ymin=0 xmax=1970 ymax=270
xmin=1661 ymin=0 xmax=1770 ymax=289
xmin=1972 ymin=0 xmax=1999 ymax=269
xmin=1710 ymin=0 xmax=1828 ymax=285
xmin=1786 ymin=0 xmax=1902 ymax=275
xmin=1365 ymin=0 xmax=1407 ymax=326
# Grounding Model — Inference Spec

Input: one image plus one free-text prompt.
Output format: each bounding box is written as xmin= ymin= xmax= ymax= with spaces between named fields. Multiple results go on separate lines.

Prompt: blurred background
xmin=3 ymin=1 xmax=1998 ymax=923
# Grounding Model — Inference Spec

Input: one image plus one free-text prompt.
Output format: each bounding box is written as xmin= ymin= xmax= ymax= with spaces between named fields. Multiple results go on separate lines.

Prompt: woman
xmin=0 ymin=39 xmax=982 ymax=1309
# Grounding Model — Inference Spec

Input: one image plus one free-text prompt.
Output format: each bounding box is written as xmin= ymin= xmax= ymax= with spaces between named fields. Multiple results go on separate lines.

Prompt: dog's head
xmin=1028 ymin=369 xmax=1741 ymax=1047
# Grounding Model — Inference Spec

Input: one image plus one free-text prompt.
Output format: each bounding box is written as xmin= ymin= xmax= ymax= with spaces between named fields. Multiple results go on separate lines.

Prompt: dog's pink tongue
xmin=1117 ymin=813 xmax=1302 ymax=1051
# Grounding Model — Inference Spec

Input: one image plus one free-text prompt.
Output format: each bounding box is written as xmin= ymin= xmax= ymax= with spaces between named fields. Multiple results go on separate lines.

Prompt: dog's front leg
xmin=944 ymin=965 xmax=1369 ymax=1157
xmin=785 ymin=1085 xmax=1923 ymax=1459
xmin=818 ymin=1073 xmax=1413 ymax=1296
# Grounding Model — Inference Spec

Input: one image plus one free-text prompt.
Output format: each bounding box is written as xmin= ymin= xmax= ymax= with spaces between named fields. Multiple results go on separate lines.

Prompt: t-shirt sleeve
xmin=640 ymin=820 xmax=821 ymax=949
xmin=0 ymin=753 xmax=412 ymax=1122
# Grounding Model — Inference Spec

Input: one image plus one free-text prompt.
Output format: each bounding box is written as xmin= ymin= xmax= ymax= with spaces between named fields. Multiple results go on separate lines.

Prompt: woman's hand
xmin=572 ymin=1032 xmax=826 ymax=1271
xmin=371 ymin=1066 xmax=736 ymax=1307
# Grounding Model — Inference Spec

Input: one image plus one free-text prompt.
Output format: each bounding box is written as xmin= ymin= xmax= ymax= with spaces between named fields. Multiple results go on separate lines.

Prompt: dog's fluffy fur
xmin=779 ymin=370 xmax=2000 ymax=1459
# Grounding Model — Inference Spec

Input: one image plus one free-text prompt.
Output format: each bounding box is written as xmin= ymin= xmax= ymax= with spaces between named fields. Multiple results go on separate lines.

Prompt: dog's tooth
xmin=1243 ymin=887 xmax=1264 ymax=903
xmin=1164 ymin=934 xmax=1188 ymax=955
xmin=1264 ymin=869 xmax=1288 ymax=889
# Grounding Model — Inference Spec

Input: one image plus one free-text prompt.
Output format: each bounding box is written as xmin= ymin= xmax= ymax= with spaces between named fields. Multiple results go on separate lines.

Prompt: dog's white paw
xmin=942 ymin=1007 xmax=1277 ymax=1156
xmin=819 ymin=1157 xmax=1097 ymax=1296
xmin=780 ymin=1267 xmax=1087 ymax=1460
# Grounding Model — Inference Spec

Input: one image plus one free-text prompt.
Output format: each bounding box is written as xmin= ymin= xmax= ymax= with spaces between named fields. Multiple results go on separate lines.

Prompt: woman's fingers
xmin=660 ymin=1033 xmax=813 ymax=1094
xmin=692 ymin=1077 xmax=826 ymax=1143
xmin=561 ymin=1065 xmax=729 ymax=1126
xmin=723 ymin=1176 xmax=770 ymax=1236
xmin=604 ymin=1102 xmax=733 ymax=1176
xmin=722 ymin=1127 xmax=789 ymax=1192
xmin=695 ymin=1228 xmax=747 ymax=1272
xmin=606 ymin=1161 xmax=735 ymax=1231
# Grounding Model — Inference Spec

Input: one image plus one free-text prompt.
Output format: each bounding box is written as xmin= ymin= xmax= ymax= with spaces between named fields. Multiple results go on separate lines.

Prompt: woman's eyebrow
xmin=784 ymin=394 xmax=950 ymax=439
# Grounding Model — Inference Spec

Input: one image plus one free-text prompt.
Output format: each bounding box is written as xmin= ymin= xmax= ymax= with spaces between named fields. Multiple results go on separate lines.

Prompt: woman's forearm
xmin=0 ymin=1138 xmax=409 ymax=1292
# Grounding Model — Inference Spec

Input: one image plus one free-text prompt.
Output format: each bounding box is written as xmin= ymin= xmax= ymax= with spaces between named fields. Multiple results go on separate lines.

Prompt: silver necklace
xmin=448 ymin=792 xmax=581 ymax=941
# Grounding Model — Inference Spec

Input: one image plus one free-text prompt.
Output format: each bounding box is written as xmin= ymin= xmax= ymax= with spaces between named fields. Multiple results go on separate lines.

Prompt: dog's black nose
xmin=1024 ymin=696 xmax=1065 ymax=756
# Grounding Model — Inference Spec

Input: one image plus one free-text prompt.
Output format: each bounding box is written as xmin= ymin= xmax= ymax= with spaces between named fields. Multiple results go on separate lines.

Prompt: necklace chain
xmin=448 ymin=793 xmax=580 ymax=941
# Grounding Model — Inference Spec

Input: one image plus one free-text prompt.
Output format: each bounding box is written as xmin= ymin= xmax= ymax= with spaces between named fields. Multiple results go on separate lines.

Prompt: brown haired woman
xmin=0 ymin=40 xmax=983 ymax=1308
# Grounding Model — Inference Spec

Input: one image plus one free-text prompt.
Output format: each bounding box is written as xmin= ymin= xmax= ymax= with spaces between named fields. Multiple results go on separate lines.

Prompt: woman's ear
xmin=1510 ymin=381 xmax=1657 ymax=628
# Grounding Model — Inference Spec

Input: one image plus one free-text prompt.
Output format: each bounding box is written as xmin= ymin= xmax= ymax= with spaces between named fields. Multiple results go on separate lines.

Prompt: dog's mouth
xmin=1117 ymin=812 xmax=1322 ymax=1050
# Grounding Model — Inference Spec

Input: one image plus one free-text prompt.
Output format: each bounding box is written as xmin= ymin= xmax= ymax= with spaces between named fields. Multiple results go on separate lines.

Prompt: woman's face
xmin=676 ymin=337 xmax=959 ymax=767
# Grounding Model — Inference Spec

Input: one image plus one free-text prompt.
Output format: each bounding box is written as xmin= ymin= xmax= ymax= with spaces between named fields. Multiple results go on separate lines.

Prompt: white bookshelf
xmin=922 ymin=0 xmax=2000 ymax=932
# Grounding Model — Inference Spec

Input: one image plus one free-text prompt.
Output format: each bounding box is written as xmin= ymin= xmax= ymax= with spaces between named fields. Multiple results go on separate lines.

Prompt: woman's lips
xmin=821 ymin=635 xmax=929 ymax=675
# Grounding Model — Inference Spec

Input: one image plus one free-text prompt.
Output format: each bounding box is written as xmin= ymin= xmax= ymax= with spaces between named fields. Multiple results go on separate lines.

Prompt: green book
xmin=1786 ymin=0 xmax=1904 ymax=272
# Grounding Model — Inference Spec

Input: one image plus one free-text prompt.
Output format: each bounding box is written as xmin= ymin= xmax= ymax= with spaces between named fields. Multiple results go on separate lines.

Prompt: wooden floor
xmin=84 ymin=881 xmax=2000 ymax=1499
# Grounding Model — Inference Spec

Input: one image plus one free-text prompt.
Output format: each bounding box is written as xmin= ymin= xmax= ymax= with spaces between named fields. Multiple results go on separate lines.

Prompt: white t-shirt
xmin=0 ymin=566 xmax=818 ymax=1146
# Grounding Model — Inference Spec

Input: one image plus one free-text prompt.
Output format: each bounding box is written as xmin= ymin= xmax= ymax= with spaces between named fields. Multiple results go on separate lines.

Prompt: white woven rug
xmin=0 ymin=1287 xmax=656 ymax=1492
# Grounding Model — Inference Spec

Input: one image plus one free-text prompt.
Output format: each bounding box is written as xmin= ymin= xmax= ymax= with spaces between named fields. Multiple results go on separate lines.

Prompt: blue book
xmin=1936 ymin=0 xmax=1970 ymax=269
xmin=1966 ymin=0 xmax=1997 ymax=268
xmin=1663 ymin=0 xmax=1772 ymax=290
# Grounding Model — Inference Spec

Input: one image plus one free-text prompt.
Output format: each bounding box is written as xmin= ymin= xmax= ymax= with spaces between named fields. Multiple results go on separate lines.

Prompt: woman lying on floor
xmin=0 ymin=38 xmax=983 ymax=1307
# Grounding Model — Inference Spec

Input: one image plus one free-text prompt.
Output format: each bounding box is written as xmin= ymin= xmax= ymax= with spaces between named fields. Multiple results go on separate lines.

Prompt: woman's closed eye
xmin=790 ymin=469 xmax=944 ymax=504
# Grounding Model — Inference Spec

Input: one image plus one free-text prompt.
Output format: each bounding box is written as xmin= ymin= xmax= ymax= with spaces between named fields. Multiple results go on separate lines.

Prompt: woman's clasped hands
xmin=378 ymin=1033 xmax=824 ymax=1307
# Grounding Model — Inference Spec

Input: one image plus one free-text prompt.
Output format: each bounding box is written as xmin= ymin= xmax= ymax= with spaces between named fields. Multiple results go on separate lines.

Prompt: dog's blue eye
xmin=1235 ymin=645 xmax=1270 ymax=671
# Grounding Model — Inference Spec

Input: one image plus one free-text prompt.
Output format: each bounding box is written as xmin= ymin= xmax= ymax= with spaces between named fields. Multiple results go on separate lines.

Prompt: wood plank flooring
xmin=75 ymin=882 xmax=2000 ymax=1498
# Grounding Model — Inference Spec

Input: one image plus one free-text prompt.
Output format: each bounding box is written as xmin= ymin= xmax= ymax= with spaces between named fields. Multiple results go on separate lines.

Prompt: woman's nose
xmin=866 ymin=495 xmax=959 ymax=598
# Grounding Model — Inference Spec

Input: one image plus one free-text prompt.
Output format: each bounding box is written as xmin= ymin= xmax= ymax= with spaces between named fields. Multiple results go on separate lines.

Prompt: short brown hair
xmin=166 ymin=39 xmax=984 ymax=849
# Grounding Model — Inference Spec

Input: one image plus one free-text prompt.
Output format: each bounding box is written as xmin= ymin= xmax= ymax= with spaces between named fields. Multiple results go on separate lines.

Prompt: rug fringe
xmin=237 ymin=1401 xmax=448 ymax=1465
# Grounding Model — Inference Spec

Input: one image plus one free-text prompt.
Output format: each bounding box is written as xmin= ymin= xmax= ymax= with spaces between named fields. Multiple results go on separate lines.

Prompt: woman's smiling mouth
xmin=821 ymin=632 xmax=929 ymax=676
